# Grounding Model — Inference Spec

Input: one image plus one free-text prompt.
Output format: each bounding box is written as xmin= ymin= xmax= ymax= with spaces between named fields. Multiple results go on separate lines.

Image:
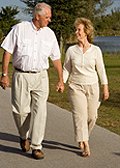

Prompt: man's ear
xmin=35 ymin=14 xmax=40 ymax=21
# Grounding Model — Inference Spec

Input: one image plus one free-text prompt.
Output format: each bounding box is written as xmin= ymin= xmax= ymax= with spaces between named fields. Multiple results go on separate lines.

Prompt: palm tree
xmin=0 ymin=6 xmax=20 ymax=37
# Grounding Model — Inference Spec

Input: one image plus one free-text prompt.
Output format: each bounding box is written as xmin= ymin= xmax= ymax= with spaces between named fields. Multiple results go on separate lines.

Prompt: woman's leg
xmin=68 ymin=84 xmax=89 ymax=142
xmin=87 ymin=83 xmax=100 ymax=136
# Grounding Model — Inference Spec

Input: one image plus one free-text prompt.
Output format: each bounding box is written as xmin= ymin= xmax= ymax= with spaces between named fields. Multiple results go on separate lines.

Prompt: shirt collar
xmin=31 ymin=21 xmax=46 ymax=31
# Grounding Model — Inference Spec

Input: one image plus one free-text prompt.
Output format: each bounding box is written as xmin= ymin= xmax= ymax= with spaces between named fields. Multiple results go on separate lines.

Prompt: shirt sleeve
xmin=50 ymin=34 xmax=61 ymax=61
xmin=95 ymin=47 xmax=108 ymax=85
xmin=1 ymin=27 xmax=17 ymax=54
xmin=63 ymin=48 xmax=72 ymax=83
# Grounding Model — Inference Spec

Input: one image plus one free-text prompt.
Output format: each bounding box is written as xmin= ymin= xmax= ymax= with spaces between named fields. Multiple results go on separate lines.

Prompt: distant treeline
xmin=95 ymin=9 xmax=120 ymax=36
xmin=0 ymin=0 xmax=120 ymax=47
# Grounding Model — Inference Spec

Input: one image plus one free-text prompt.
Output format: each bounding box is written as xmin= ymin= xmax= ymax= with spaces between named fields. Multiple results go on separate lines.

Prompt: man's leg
xmin=12 ymin=71 xmax=32 ymax=151
xmin=30 ymin=70 xmax=49 ymax=159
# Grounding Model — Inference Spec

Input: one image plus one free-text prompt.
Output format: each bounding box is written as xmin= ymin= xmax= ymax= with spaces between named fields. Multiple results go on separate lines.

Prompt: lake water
xmin=94 ymin=36 xmax=120 ymax=53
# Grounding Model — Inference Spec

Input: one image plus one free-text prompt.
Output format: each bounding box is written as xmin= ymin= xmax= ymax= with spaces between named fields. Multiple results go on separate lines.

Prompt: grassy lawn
xmin=97 ymin=54 xmax=120 ymax=134
xmin=0 ymin=48 xmax=120 ymax=135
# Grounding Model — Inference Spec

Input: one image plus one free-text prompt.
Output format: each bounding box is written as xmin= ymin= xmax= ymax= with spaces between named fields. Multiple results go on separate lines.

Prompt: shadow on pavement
xmin=0 ymin=132 xmax=82 ymax=157
xmin=0 ymin=132 xmax=32 ymax=158
xmin=0 ymin=132 xmax=19 ymax=143
xmin=0 ymin=144 xmax=32 ymax=158
xmin=43 ymin=139 xmax=82 ymax=156
xmin=113 ymin=152 xmax=120 ymax=156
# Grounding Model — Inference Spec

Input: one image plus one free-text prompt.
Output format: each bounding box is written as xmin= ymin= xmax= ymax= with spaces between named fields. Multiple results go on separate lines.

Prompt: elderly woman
xmin=63 ymin=17 xmax=109 ymax=157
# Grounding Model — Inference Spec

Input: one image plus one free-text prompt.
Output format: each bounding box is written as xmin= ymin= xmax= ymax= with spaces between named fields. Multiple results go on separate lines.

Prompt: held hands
xmin=56 ymin=81 xmax=64 ymax=93
xmin=0 ymin=75 xmax=9 ymax=90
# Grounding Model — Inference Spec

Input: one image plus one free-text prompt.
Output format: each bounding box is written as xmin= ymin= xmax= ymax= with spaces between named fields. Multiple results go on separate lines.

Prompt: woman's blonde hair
xmin=74 ymin=17 xmax=94 ymax=43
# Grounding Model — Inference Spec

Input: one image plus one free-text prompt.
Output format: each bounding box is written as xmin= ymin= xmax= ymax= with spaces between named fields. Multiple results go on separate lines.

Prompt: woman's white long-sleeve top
xmin=63 ymin=44 xmax=108 ymax=85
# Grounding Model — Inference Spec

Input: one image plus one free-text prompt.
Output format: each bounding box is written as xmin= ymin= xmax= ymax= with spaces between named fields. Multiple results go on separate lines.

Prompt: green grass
xmin=0 ymin=48 xmax=120 ymax=135
xmin=97 ymin=53 xmax=120 ymax=134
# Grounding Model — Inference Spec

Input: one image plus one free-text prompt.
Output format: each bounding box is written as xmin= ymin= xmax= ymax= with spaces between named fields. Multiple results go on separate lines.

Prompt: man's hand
xmin=0 ymin=75 xmax=9 ymax=90
xmin=52 ymin=59 xmax=64 ymax=93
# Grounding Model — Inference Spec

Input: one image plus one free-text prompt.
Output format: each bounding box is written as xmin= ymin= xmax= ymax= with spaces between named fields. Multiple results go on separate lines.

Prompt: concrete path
xmin=0 ymin=88 xmax=120 ymax=168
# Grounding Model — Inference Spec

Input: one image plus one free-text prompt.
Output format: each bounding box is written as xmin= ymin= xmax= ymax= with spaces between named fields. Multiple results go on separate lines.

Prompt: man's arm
xmin=52 ymin=59 xmax=64 ymax=93
xmin=0 ymin=51 xmax=11 ymax=89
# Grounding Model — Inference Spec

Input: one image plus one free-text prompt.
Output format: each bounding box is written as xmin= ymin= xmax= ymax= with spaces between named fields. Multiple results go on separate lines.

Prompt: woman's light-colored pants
xmin=68 ymin=82 xmax=100 ymax=142
xmin=12 ymin=70 xmax=49 ymax=150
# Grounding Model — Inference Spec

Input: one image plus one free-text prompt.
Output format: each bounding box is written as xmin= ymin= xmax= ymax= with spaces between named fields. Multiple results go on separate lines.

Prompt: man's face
xmin=37 ymin=8 xmax=52 ymax=28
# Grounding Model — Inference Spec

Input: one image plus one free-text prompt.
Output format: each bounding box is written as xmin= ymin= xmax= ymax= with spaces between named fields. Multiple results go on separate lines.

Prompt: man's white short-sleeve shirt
xmin=1 ymin=21 xmax=60 ymax=71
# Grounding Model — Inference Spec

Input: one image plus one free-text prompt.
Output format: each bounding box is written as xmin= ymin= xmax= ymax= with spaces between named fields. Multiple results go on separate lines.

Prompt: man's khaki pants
xmin=12 ymin=70 xmax=49 ymax=150
xmin=68 ymin=82 xmax=100 ymax=142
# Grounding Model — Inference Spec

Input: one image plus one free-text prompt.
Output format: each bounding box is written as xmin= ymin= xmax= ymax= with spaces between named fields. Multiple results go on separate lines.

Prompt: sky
xmin=0 ymin=0 xmax=120 ymax=21
xmin=0 ymin=0 xmax=31 ymax=20
xmin=105 ymin=0 xmax=120 ymax=14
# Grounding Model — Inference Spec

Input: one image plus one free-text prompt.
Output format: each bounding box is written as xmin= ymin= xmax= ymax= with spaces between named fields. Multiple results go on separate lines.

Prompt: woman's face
xmin=75 ymin=24 xmax=87 ymax=41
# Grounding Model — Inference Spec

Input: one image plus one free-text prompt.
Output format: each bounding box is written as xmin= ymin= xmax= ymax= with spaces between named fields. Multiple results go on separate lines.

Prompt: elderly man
xmin=0 ymin=2 xmax=64 ymax=159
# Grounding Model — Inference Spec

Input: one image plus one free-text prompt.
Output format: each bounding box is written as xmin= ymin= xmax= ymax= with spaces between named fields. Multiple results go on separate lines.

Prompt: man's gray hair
xmin=33 ymin=2 xmax=51 ymax=16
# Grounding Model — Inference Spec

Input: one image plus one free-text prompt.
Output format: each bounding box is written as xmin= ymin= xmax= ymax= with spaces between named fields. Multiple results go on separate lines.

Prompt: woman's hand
xmin=102 ymin=84 xmax=109 ymax=101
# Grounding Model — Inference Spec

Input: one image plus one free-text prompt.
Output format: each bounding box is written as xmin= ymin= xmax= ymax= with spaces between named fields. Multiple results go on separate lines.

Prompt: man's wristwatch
xmin=2 ymin=73 xmax=7 ymax=77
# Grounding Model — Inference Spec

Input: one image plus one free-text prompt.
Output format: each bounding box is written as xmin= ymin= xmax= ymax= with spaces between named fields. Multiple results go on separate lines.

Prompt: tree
xmin=20 ymin=0 xmax=113 ymax=53
xmin=95 ymin=0 xmax=113 ymax=16
xmin=0 ymin=6 xmax=20 ymax=37
xmin=95 ymin=7 xmax=120 ymax=36
xmin=20 ymin=0 xmax=87 ymax=53
xmin=21 ymin=0 xmax=47 ymax=14
xmin=48 ymin=0 xmax=88 ymax=53
xmin=0 ymin=28 xmax=4 ymax=43
xmin=83 ymin=0 xmax=113 ymax=19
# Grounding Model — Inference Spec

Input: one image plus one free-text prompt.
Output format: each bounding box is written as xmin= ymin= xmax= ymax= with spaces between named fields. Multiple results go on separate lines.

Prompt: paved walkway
xmin=0 ymin=88 xmax=120 ymax=168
